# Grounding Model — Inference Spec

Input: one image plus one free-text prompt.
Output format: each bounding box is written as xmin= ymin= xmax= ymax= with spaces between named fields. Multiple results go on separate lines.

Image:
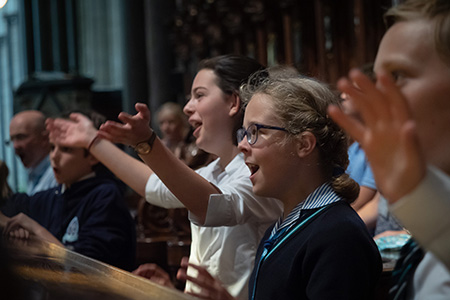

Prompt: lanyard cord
xmin=250 ymin=206 xmax=328 ymax=300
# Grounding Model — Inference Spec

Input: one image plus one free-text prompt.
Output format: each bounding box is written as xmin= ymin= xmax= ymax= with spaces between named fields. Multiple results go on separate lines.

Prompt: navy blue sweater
xmin=2 ymin=176 xmax=136 ymax=271
xmin=249 ymin=201 xmax=382 ymax=300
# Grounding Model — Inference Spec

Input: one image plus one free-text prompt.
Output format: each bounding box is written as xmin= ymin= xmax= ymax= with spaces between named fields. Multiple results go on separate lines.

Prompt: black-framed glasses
xmin=237 ymin=123 xmax=288 ymax=145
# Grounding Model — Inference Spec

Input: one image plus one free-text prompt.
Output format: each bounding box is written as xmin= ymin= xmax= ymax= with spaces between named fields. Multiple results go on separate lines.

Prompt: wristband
xmin=87 ymin=136 xmax=100 ymax=152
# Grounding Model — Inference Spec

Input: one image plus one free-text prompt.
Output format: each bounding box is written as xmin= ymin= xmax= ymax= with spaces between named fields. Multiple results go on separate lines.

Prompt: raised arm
xmin=47 ymin=114 xmax=151 ymax=197
xmin=98 ymin=103 xmax=219 ymax=224
xmin=328 ymin=69 xmax=426 ymax=203
xmin=47 ymin=104 xmax=219 ymax=223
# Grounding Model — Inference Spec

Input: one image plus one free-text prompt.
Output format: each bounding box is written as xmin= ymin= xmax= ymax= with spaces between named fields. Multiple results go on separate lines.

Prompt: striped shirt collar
xmin=270 ymin=182 xmax=342 ymax=238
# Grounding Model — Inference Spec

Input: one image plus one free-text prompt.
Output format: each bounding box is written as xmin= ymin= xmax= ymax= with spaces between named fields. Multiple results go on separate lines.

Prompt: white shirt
xmin=407 ymin=253 xmax=450 ymax=300
xmin=391 ymin=165 xmax=450 ymax=299
xmin=146 ymin=153 xmax=283 ymax=300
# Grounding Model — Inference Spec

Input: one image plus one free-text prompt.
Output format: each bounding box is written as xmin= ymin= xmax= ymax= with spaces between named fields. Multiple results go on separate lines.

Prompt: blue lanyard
xmin=250 ymin=206 xmax=328 ymax=300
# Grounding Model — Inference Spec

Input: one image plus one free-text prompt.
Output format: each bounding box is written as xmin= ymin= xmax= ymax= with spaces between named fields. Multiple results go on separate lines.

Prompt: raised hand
xmin=98 ymin=103 xmax=153 ymax=147
xmin=46 ymin=113 xmax=98 ymax=149
xmin=328 ymin=69 xmax=426 ymax=203
xmin=177 ymin=257 xmax=235 ymax=300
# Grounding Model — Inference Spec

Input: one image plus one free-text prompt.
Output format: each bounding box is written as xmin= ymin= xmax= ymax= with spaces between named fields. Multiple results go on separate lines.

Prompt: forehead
xmin=374 ymin=20 xmax=435 ymax=72
xmin=192 ymin=69 xmax=217 ymax=90
xmin=10 ymin=118 xmax=35 ymax=135
xmin=244 ymin=93 xmax=279 ymax=125
xmin=158 ymin=111 xmax=178 ymax=121
xmin=51 ymin=143 xmax=85 ymax=156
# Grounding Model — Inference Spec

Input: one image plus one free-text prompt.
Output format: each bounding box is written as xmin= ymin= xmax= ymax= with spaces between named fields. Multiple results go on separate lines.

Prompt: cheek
xmin=405 ymin=81 xmax=450 ymax=125
xmin=258 ymin=148 xmax=283 ymax=176
xmin=23 ymin=140 xmax=35 ymax=149
xmin=199 ymin=103 xmax=226 ymax=129
xmin=401 ymin=80 xmax=450 ymax=156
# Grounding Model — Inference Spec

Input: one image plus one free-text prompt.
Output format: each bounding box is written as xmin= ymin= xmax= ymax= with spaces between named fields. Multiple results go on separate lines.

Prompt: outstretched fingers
xmin=332 ymin=68 xmax=427 ymax=202
xmin=376 ymin=71 xmax=412 ymax=122
xmin=46 ymin=113 xmax=97 ymax=148
xmin=98 ymin=120 xmax=132 ymax=145
xmin=339 ymin=69 xmax=388 ymax=126
xmin=99 ymin=103 xmax=153 ymax=146
xmin=135 ymin=102 xmax=152 ymax=120
xmin=327 ymin=105 xmax=366 ymax=143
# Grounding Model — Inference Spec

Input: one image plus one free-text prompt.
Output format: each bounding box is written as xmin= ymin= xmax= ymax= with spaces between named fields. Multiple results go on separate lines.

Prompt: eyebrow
xmin=192 ymin=86 xmax=207 ymax=94
xmin=376 ymin=54 xmax=413 ymax=70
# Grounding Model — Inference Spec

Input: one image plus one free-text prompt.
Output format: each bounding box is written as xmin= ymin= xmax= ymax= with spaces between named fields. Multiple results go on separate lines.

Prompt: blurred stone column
xmin=143 ymin=0 xmax=177 ymax=128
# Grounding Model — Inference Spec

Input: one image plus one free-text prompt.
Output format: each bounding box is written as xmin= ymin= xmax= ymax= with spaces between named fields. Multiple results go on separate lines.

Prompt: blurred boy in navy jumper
xmin=0 ymin=111 xmax=136 ymax=271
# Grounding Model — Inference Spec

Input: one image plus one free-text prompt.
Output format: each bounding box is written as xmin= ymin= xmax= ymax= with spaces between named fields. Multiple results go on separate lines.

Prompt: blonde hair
xmin=241 ymin=74 xmax=359 ymax=203
xmin=385 ymin=0 xmax=450 ymax=65
xmin=157 ymin=102 xmax=188 ymax=126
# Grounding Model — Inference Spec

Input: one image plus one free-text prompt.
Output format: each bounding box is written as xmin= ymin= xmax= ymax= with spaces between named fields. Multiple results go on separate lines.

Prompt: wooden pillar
xmin=354 ymin=0 xmax=367 ymax=66
xmin=314 ymin=0 xmax=327 ymax=81
xmin=282 ymin=12 xmax=293 ymax=65
xmin=256 ymin=26 xmax=267 ymax=66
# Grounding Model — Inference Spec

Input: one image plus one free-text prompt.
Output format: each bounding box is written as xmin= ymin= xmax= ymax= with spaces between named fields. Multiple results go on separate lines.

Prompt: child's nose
xmin=237 ymin=138 xmax=251 ymax=154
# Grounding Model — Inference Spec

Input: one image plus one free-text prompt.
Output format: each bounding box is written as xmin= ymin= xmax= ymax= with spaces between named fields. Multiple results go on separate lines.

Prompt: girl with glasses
xmin=178 ymin=74 xmax=382 ymax=300
xmin=46 ymin=55 xmax=283 ymax=299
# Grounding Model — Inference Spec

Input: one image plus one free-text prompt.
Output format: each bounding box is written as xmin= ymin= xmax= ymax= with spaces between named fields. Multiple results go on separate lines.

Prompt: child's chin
xmin=252 ymin=186 xmax=265 ymax=197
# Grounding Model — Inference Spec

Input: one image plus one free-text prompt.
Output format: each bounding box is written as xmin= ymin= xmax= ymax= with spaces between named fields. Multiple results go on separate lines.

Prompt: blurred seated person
xmin=0 ymin=110 xmax=136 ymax=271
xmin=157 ymin=102 xmax=190 ymax=154
xmin=157 ymin=101 xmax=215 ymax=169
xmin=9 ymin=110 xmax=58 ymax=194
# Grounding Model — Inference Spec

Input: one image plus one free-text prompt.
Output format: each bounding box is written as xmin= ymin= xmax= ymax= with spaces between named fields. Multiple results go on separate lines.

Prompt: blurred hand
xmin=132 ymin=263 xmax=174 ymax=288
xmin=46 ymin=113 xmax=98 ymax=148
xmin=328 ymin=69 xmax=426 ymax=203
xmin=4 ymin=213 xmax=62 ymax=246
xmin=4 ymin=213 xmax=36 ymax=239
xmin=177 ymin=257 xmax=235 ymax=300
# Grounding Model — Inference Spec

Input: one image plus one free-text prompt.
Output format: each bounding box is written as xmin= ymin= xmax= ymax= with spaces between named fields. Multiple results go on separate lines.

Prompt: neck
xmin=279 ymin=170 xmax=327 ymax=217
xmin=217 ymin=145 xmax=241 ymax=170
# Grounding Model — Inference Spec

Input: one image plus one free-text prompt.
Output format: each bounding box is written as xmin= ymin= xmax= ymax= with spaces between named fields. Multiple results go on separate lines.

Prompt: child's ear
xmin=228 ymin=93 xmax=241 ymax=117
xmin=296 ymin=132 xmax=316 ymax=158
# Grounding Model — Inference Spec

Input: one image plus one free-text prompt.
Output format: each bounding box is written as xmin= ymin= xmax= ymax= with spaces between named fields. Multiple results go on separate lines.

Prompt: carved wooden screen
xmin=169 ymin=0 xmax=392 ymax=85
